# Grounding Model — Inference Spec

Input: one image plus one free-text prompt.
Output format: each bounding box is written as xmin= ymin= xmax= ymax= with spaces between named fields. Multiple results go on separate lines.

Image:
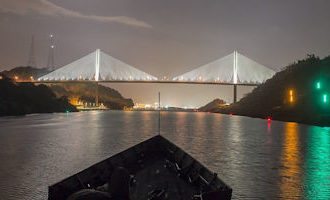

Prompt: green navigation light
xmin=316 ymin=81 xmax=321 ymax=89
xmin=323 ymin=94 xmax=327 ymax=103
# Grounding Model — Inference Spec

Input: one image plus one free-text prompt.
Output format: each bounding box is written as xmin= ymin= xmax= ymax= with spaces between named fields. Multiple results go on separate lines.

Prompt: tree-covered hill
xmin=198 ymin=98 xmax=226 ymax=112
xmin=49 ymin=83 xmax=134 ymax=109
xmin=1 ymin=66 xmax=50 ymax=80
xmin=0 ymin=76 xmax=77 ymax=116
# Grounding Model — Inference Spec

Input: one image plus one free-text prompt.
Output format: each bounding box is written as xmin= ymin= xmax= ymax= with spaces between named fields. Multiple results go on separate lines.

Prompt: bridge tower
xmin=233 ymin=50 xmax=238 ymax=103
xmin=27 ymin=35 xmax=37 ymax=67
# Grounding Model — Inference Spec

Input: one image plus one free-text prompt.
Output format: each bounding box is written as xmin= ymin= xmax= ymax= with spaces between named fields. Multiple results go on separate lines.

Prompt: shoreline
xmin=208 ymin=110 xmax=330 ymax=128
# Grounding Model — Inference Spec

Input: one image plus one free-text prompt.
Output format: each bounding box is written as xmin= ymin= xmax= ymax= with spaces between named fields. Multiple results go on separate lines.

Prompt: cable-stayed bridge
xmin=29 ymin=49 xmax=275 ymax=103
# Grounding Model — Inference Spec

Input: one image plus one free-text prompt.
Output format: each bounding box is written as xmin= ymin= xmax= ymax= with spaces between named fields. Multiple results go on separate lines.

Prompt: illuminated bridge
xmin=36 ymin=49 xmax=275 ymax=103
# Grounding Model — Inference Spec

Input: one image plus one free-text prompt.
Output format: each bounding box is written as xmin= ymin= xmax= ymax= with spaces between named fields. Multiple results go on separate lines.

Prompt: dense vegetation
xmin=0 ymin=76 xmax=77 ymax=116
xmin=207 ymin=55 xmax=330 ymax=126
xmin=1 ymin=66 xmax=50 ymax=80
xmin=198 ymin=98 xmax=226 ymax=112
xmin=49 ymin=83 xmax=134 ymax=109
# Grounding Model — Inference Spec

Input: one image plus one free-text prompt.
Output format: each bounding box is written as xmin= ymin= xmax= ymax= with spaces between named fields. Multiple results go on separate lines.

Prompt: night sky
xmin=1 ymin=0 xmax=330 ymax=107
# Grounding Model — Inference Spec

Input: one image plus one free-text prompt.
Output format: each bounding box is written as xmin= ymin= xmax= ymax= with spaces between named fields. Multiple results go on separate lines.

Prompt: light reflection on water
xmin=0 ymin=111 xmax=329 ymax=199
xmin=304 ymin=126 xmax=330 ymax=199
xmin=280 ymin=123 xmax=301 ymax=199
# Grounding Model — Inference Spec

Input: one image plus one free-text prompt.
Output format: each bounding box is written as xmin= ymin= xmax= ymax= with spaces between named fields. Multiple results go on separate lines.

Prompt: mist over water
xmin=0 ymin=111 xmax=329 ymax=199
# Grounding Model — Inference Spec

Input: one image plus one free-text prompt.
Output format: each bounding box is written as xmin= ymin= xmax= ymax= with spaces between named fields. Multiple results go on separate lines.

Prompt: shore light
xmin=316 ymin=81 xmax=321 ymax=89
xmin=289 ymin=89 xmax=294 ymax=103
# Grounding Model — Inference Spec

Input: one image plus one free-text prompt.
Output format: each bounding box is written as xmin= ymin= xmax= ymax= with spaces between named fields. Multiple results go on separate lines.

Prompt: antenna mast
xmin=27 ymin=35 xmax=37 ymax=67
xmin=47 ymin=34 xmax=55 ymax=70
xmin=158 ymin=92 xmax=161 ymax=135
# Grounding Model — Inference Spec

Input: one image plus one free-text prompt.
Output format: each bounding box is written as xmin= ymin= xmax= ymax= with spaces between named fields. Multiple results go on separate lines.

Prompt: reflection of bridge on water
xmin=27 ymin=49 xmax=276 ymax=103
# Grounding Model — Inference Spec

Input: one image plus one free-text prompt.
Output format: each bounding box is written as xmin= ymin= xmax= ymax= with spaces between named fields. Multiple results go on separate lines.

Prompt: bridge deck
xmin=17 ymin=80 xmax=259 ymax=86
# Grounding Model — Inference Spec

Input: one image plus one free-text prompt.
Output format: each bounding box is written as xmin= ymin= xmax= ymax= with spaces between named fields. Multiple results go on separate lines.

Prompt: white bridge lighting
xmin=39 ymin=49 xmax=158 ymax=81
xmin=173 ymin=51 xmax=275 ymax=84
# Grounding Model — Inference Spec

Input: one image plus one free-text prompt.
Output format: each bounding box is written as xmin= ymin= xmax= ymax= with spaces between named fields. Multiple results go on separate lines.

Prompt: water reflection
xmin=280 ymin=122 xmax=301 ymax=199
xmin=304 ymin=126 xmax=330 ymax=199
xmin=0 ymin=111 xmax=330 ymax=199
xmin=267 ymin=120 xmax=272 ymax=133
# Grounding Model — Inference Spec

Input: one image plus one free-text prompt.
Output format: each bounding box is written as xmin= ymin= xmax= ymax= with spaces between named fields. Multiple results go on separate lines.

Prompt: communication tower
xmin=47 ymin=34 xmax=55 ymax=70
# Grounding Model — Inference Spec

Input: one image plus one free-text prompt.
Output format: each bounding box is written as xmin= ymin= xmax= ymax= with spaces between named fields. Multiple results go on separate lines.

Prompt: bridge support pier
xmin=95 ymin=82 xmax=99 ymax=106
xmin=233 ymin=84 xmax=237 ymax=103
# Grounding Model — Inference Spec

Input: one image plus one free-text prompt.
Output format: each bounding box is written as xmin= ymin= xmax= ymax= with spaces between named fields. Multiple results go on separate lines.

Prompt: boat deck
xmin=48 ymin=135 xmax=232 ymax=200
xmin=131 ymin=159 xmax=196 ymax=199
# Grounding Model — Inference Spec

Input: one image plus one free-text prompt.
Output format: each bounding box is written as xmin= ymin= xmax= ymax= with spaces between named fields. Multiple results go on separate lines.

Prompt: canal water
xmin=0 ymin=111 xmax=329 ymax=199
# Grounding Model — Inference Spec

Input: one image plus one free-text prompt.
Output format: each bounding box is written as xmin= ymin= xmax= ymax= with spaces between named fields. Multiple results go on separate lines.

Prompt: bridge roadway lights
xmin=19 ymin=80 xmax=256 ymax=105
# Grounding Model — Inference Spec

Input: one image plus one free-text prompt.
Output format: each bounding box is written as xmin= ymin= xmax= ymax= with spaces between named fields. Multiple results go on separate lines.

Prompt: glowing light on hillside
xmin=0 ymin=75 xmax=3 ymax=80
xmin=14 ymin=75 xmax=19 ymax=80
xmin=30 ymin=76 xmax=34 ymax=80
xmin=323 ymin=94 xmax=328 ymax=103
xmin=289 ymin=89 xmax=294 ymax=103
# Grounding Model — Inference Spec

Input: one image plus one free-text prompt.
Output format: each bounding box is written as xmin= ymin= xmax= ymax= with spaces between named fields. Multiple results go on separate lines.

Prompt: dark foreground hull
xmin=48 ymin=135 xmax=232 ymax=200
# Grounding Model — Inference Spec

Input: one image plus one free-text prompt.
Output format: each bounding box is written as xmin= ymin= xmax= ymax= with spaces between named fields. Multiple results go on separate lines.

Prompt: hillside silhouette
xmin=49 ymin=83 xmax=133 ymax=109
xmin=198 ymin=98 xmax=226 ymax=112
xmin=0 ymin=76 xmax=77 ymax=116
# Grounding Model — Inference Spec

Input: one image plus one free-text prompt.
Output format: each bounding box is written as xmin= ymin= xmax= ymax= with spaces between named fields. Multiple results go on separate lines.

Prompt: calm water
xmin=0 ymin=111 xmax=329 ymax=199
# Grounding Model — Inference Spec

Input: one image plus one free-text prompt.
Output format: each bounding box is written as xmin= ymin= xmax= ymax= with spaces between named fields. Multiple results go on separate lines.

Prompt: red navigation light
xmin=267 ymin=116 xmax=272 ymax=121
